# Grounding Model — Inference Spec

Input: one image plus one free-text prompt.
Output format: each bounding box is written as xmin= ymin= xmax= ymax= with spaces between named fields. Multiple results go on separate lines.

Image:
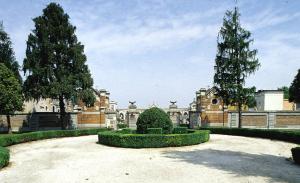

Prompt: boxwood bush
xmin=0 ymin=146 xmax=9 ymax=168
xmin=147 ymin=128 xmax=162 ymax=134
xmin=0 ymin=128 xmax=110 ymax=169
xmin=173 ymin=127 xmax=188 ymax=134
xmin=292 ymin=147 xmax=300 ymax=165
xmin=117 ymin=123 xmax=128 ymax=129
xmin=136 ymin=107 xmax=173 ymax=134
xmin=98 ymin=130 xmax=210 ymax=148
xmin=119 ymin=128 xmax=133 ymax=134
xmin=200 ymin=127 xmax=300 ymax=144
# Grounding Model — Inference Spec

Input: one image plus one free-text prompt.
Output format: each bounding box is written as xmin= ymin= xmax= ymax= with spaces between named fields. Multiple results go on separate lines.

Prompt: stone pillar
xmin=127 ymin=101 xmax=139 ymax=129
xmin=105 ymin=111 xmax=118 ymax=129
xmin=69 ymin=112 xmax=78 ymax=129
xmin=169 ymin=101 xmax=181 ymax=126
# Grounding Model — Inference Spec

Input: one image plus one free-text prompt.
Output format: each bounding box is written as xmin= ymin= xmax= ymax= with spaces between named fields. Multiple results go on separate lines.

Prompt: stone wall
xmin=201 ymin=111 xmax=228 ymax=127
xmin=228 ymin=111 xmax=300 ymax=129
xmin=0 ymin=112 xmax=78 ymax=132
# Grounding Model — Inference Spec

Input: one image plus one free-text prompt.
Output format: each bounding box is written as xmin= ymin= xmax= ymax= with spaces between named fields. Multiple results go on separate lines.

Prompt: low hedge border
xmin=147 ymin=128 xmax=162 ymax=134
xmin=0 ymin=128 xmax=110 ymax=169
xmin=200 ymin=127 xmax=300 ymax=144
xmin=0 ymin=146 xmax=9 ymax=168
xmin=98 ymin=130 xmax=210 ymax=148
xmin=173 ymin=127 xmax=188 ymax=134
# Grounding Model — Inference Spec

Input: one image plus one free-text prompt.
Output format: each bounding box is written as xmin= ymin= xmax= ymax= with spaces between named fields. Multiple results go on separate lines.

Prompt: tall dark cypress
xmin=213 ymin=7 xmax=260 ymax=128
xmin=23 ymin=3 xmax=95 ymax=129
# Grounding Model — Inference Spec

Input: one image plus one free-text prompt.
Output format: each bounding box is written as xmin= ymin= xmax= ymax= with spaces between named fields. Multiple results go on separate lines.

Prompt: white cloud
xmin=244 ymin=8 xmax=300 ymax=31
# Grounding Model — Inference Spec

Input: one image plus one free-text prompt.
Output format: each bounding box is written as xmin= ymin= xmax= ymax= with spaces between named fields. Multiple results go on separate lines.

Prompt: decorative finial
xmin=129 ymin=101 xmax=136 ymax=105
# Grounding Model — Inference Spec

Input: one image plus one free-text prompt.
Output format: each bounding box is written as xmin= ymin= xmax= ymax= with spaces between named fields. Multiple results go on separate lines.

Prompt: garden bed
xmin=98 ymin=129 xmax=210 ymax=148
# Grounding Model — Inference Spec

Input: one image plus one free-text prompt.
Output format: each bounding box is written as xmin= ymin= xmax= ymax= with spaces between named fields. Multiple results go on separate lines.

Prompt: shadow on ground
xmin=162 ymin=149 xmax=300 ymax=183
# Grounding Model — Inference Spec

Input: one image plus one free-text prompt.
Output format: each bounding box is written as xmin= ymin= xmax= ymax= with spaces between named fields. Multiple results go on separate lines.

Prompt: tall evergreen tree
xmin=214 ymin=7 xmax=260 ymax=128
xmin=0 ymin=22 xmax=22 ymax=83
xmin=278 ymin=86 xmax=289 ymax=99
xmin=214 ymin=34 xmax=231 ymax=126
xmin=0 ymin=64 xmax=23 ymax=133
xmin=0 ymin=22 xmax=23 ymax=133
xmin=289 ymin=69 xmax=300 ymax=104
xmin=23 ymin=3 xmax=95 ymax=129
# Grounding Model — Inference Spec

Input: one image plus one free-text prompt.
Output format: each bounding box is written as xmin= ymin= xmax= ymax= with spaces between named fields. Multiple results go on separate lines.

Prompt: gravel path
xmin=0 ymin=134 xmax=299 ymax=183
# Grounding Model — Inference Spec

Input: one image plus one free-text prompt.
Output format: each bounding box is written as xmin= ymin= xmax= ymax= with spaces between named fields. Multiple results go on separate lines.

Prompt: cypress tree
xmin=289 ymin=69 xmax=300 ymax=105
xmin=214 ymin=7 xmax=260 ymax=128
xmin=23 ymin=3 xmax=95 ymax=129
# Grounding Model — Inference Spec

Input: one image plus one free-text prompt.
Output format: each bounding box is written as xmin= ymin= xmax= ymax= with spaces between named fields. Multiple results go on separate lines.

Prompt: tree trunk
xmin=238 ymin=103 xmax=242 ymax=128
xmin=59 ymin=95 xmax=66 ymax=130
xmin=222 ymin=102 xmax=225 ymax=127
xmin=6 ymin=115 xmax=12 ymax=134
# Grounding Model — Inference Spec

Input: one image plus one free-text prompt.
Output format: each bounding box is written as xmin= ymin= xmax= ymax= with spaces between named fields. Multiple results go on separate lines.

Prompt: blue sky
xmin=1 ymin=0 xmax=300 ymax=108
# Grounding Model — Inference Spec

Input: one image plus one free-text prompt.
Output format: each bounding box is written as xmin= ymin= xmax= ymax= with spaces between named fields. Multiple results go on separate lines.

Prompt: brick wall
xmin=276 ymin=115 xmax=300 ymax=127
xmin=242 ymin=115 xmax=267 ymax=126
xmin=228 ymin=112 xmax=300 ymax=128
xmin=201 ymin=112 xmax=228 ymax=124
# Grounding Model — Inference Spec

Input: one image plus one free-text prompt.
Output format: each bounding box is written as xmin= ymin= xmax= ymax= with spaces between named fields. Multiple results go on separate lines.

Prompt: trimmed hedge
xmin=147 ymin=128 xmax=162 ymax=134
xmin=0 ymin=128 xmax=110 ymax=169
xmin=0 ymin=146 xmax=9 ymax=168
xmin=173 ymin=127 xmax=188 ymax=134
xmin=292 ymin=147 xmax=300 ymax=165
xmin=119 ymin=128 xmax=133 ymax=134
xmin=179 ymin=124 xmax=189 ymax=128
xmin=117 ymin=123 xmax=128 ymax=129
xmin=200 ymin=127 xmax=300 ymax=144
xmin=0 ymin=128 xmax=110 ymax=147
xmin=136 ymin=107 xmax=173 ymax=134
xmin=98 ymin=130 xmax=210 ymax=148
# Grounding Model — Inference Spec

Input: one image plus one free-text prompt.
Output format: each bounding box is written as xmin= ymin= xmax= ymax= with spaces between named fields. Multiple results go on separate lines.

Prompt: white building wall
xmin=264 ymin=93 xmax=283 ymax=111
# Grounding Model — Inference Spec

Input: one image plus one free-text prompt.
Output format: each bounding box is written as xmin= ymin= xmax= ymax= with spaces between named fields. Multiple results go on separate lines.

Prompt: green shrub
xmin=179 ymin=124 xmax=189 ymax=128
xmin=119 ymin=128 xmax=133 ymax=134
xmin=173 ymin=127 xmax=188 ymax=134
xmin=117 ymin=123 xmax=128 ymax=129
xmin=98 ymin=130 xmax=210 ymax=148
xmin=200 ymin=127 xmax=300 ymax=144
xmin=292 ymin=147 xmax=300 ymax=165
xmin=0 ymin=146 xmax=9 ymax=168
xmin=136 ymin=107 xmax=173 ymax=134
xmin=147 ymin=128 xmax=162 ymax=134
xmin=0 ymin=128 xmax=110 ymax=147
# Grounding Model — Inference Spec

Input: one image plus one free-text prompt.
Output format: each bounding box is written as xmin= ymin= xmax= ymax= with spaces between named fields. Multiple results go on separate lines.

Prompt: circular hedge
xmin=137 ymin=107 xmax=173 ymax=134
xmin=98 ymin=130 xmax=210 ymax=148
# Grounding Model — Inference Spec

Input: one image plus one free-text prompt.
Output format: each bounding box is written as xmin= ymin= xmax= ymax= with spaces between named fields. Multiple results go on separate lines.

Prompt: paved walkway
xmin=0 ymin=134 xmax=299 ymax=183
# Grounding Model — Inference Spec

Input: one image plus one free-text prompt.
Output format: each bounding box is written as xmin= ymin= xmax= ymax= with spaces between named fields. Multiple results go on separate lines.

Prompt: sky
xmin=0 ymin=0 xmax=300 ymax=108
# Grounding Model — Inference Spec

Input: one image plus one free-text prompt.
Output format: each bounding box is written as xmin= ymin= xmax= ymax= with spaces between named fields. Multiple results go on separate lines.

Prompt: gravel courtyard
xmin=0 ymin=134 xmax=299 ymax=183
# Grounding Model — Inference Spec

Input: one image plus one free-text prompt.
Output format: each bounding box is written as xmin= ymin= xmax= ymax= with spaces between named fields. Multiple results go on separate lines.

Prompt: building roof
xmin=256 ymin=90 xmax=283 ymax=94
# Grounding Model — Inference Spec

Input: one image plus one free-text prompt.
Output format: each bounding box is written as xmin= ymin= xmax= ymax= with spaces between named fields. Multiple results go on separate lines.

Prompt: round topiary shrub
xmin=136 ymin=107 xmax=173 ymax=134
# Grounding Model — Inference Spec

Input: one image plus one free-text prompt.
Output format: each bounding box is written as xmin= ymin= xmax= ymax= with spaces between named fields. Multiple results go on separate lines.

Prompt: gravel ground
xmin=0 ymin=134 xmax=299 ymax=183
